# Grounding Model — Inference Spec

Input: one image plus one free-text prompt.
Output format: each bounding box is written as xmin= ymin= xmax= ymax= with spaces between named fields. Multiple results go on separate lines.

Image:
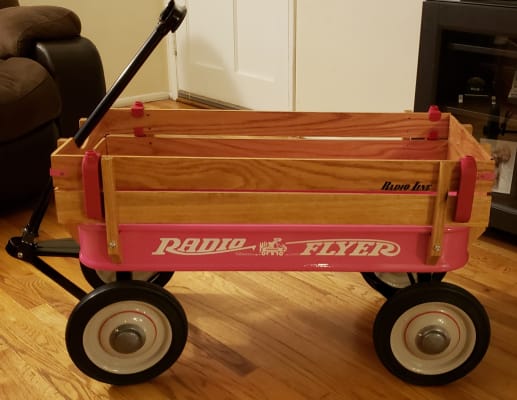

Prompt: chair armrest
xmin=0 ymin=1 xmax=19 ymax=9
xmin=0 ymin=6 xmax=80 ymax=58
xmin=34 ymin=37 xmax=106 ymax=137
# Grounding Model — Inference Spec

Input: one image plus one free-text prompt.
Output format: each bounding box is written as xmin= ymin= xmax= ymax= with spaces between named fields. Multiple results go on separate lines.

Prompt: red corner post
xmin=455 ymin=156 xmax=477 ymax=223
xmin=82 ymin=150 xmax=103 ymax=220
xmin=131 ymin=101 xmax=146 ymax=137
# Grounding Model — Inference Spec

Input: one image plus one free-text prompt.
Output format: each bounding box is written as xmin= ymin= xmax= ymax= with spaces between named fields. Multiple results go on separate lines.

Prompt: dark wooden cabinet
xmin=415 ymin=0 xmax=517 ymax=234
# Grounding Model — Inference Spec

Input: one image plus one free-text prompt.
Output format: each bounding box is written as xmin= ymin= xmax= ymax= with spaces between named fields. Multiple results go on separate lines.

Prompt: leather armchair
xmin=0 ymin=0 xmax=105 ymax=209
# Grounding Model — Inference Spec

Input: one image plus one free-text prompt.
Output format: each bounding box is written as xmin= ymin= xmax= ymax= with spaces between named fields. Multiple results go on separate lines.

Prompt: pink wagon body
xmin=78 ymin=223 xmax=470 ymax=272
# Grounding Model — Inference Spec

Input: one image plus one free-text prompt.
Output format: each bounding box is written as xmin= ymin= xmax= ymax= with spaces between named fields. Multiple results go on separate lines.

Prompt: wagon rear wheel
xmin=373 ymin=282 xmax=490 ymax=386
xmin=361 ymin=272 xmax=446 ymax=298
xmin=80 ymin=263 xmax=174 ymax=288
xmin=66 ymin=281 xmax=188 ymax=385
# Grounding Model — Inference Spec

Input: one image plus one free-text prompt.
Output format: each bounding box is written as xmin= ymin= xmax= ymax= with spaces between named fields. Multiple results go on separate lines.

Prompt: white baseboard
xmin=113 ymin=92 xmax=171 ymax=107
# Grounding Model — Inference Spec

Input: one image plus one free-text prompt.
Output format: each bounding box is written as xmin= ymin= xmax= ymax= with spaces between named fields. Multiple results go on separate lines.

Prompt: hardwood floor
xmin=0 ymin=101 xmax=516 ymax=399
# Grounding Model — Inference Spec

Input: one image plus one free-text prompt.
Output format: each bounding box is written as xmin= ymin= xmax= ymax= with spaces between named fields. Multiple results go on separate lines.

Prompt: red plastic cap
xmin=134 ymin=127 xmax=145 ymax=137
xmin=131 ymin=101 xmax=145 ymax=118
xmin=427 ymin=130 xmax=439 ymax=140
xmin=428 ymin=105 xmax=442 ymax=122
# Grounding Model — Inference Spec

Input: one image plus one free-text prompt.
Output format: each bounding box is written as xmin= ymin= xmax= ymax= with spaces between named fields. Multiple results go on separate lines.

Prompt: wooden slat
xmin=54 ymin=190 xmax=491 ymax=228
xmin=51 ymin=151 xmax=493 ymax=193
xmin=92 ymin=137 xmax=108 ymax=154
xmin=115 ymin=192 xmax=434 ymax=225
xmin=104 ymin=135 xmax=449 ymax=160
xmin=109 ymin=157 xmax=445 ymax=192
xmin=52 ymin=154 xmax=446 ymax=192
xmin=53 ymin=190 xmax=98 ymax=226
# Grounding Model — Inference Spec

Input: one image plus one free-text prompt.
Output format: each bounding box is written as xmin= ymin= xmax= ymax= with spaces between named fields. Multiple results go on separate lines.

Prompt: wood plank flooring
xmin=0 ymin=100 xmax=516 ymax=399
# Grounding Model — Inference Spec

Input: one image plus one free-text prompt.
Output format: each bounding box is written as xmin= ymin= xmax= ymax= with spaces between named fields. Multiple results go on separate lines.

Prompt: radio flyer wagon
xmin=6 ymin=1 xmax=495 ymax=387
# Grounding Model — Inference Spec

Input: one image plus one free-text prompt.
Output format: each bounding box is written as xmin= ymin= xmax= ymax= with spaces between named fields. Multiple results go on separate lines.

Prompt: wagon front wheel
xmin=373 ymin=282 xmax=490 ymax=386
xmin=65 ymin=281 xmax=188 ymax=385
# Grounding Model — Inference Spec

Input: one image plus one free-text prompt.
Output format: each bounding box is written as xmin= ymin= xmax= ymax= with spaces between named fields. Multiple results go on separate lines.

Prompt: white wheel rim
xmin=390 ymin=302 xmax=476 ymax=375
xmin=96 ymin=271 xmax=161 ymax=283
xmin=375 ymin=273 xmax=415 ymax=289
xmin=83 ymin=300 xmax=173 ymax=374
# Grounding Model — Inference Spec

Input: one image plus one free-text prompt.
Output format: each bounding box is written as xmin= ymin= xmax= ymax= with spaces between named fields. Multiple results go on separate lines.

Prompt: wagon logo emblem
xmin=152 ymin=237 xmax=400 ymax=258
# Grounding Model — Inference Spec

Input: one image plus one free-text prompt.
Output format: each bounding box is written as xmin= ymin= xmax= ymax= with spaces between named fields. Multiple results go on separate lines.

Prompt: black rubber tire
xmin=80 ymin=263 xmax=174 ymax=288
xmin=373 ymin=282 xmax=490 ymax=386
xmin=361 ymin=272 xmax=446 ymax=298
xmin=66 ymin=281 xmax=188 ymax=385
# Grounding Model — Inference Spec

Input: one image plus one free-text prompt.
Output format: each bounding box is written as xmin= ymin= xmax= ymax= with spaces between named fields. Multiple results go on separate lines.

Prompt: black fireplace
xmin=414 ymin=0 xmax=517 ymax=235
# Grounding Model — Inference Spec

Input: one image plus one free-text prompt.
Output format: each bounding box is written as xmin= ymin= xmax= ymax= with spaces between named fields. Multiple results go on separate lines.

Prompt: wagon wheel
xmin=80 ymin=263 xmax=174 ymax=288
xmin=361 ymin=272 xmax=446 ymax=298
xmin=373 ymin=282 xmax=490 ymax=386
xmin=65 ymin=281 xmax=188 ymax=385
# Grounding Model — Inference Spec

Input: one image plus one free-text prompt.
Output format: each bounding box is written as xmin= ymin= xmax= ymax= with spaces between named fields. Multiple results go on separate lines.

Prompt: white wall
xmin=295 ymin=0 xmax=423 ymax=112
xmin=21 ymin=1 xmax=424 ymax=111
xmin=21 ymin=0 xmax=171 ymax=105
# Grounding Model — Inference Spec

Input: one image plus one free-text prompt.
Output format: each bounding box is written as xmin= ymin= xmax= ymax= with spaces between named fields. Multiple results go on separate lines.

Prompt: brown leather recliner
xmin=0 ymin=0 xmax=105 ymax=209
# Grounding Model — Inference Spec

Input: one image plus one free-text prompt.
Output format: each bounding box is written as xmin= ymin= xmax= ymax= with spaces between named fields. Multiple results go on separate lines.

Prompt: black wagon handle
xmin=74 ymin=1 xmax=187 ymax=147
xmin=9 ymin=1 xmax=186 ymax=248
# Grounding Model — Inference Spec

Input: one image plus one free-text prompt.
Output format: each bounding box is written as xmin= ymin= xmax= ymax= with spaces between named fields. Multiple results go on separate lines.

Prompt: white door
xmin=174 ymin=0 xmax=294 ymax=110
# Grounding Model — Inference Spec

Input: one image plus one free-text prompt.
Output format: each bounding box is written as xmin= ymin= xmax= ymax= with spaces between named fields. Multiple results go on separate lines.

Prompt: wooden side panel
xmin=51 ymin=155 xmax=82 ymax=189
xmin=92 ymin=109 xmax=451 ymax=139
xmin=446 ymin=118 xmax=495 ymax=193
xmin=448 ymin=117 xmax=493 ymax=161
xmin=51 ymin=138 xmax=107 ymax=190
xmin=53 ymin=191 xmax=98 ymax=226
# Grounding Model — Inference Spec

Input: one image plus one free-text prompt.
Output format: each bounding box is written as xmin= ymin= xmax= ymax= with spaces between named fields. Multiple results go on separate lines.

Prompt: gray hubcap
xmin=110 ymin=324 xmax=146 ymax=354
xmin=416 ymin=325 xmax=451 ymax=355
